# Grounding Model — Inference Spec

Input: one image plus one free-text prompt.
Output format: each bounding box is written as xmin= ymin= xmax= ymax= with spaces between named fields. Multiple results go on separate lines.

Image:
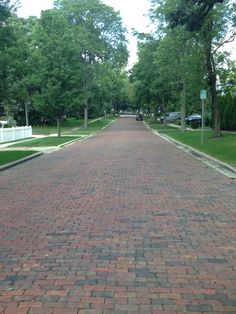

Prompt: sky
xmin=17 ymin=0 xmax=151 ymax=68
xmin=17 ymin=0 xmax=235 ymax=67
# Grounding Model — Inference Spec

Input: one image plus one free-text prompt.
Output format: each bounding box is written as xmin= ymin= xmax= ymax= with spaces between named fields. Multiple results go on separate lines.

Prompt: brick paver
xmin=0 ymin=117 xmax=236 ymax=314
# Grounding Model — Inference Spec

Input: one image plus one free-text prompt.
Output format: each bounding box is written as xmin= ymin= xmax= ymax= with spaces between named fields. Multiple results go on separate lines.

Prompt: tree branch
xmin=212 ymin=33 xmax=235 ymax=54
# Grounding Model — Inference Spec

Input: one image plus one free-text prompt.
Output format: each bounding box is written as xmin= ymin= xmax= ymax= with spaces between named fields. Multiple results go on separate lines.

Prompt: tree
xmin=131 ymin=27 xmax=205 ymax=126
xmin=55 ymin=0 xmax=128 ymax=128
xmin=152 ymin=0 xmax=236 ymax=136
xmin=0 ymin=0 xmax=18 ymax=116
xmin=130 ymin=38 xmax=161 ymax=116
xmin=166 ymin=0 xmax=225 ymax=31
xmin=32 ymin=9 xmax=81 ymax=136
xmin=4 ymin=16 xmax=39 ymax=125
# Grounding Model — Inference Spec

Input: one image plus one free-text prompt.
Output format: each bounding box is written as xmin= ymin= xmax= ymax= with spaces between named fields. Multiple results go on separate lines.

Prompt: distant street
xmin=0 ymin=116 xmax=236 ymax=314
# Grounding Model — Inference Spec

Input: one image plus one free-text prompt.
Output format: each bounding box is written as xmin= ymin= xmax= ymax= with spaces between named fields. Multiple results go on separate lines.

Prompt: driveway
xmin=0 ymin=116 xmax=236 ymax=313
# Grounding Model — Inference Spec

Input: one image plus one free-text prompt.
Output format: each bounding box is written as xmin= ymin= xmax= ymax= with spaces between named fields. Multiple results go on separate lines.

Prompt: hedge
xmin=219 ymin=94 xmax=236 ymax=131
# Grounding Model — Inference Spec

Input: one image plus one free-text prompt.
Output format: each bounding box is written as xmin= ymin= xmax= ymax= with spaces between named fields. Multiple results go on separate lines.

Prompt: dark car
xmin=185 ymin=114 xmax=202 ymax=124
xmin=185 ymin=114 xmax=202 ymax=128
xmin=136 ymin=113 xmax=143 ymax=121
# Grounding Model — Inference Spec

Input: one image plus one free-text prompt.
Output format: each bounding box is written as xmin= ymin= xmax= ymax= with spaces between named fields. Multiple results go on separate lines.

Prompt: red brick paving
xmin=0 ymin=117 xmax=236 ymax=313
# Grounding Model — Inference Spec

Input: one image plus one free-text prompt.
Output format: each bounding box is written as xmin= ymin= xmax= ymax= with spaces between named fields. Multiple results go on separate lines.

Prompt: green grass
xmin=32 ymin=118 xmax=84 ymax=135
xmin=7 ymin=117 xmax=114 ymax=148
xmin=0 ymin=137 xmax=33 ymax=145
xmin=32 ymin=117 xmax=115 ymax=135
xmin=0 ymin=151 xmax=37 ymax=166
xmin=9 ymin=136 xmax=79 ymax=148
xmin=72 ymin=117 xmax=116 ymax=136
xmin=146 ymin=118 xmax=236 ymax=168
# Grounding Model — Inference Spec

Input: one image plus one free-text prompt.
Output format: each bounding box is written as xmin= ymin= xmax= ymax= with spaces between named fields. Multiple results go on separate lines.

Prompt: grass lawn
xmin=146 ymin=119 xmax=236 ymax=168
xmin=8 ymin=118 xmax=115 ymax=148
xmin=32 ymin=118 xmax=84 ymax=135
xmin=9 ymin=136 xmax=79 ymax=147
xmin=73 ymin=117 xmax=116 ymax=136
xmin=32 ymin=117 xmax=115 ymax=135
xmin=0 ymin=151 xmax=37 ymax=166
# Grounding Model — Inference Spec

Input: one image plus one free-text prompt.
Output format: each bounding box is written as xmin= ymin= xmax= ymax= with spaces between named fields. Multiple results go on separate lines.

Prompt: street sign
xmin=200 ymin=90 xmax=206 ymax=144
xmin=200 ymin=89 xmax=207 ymax=100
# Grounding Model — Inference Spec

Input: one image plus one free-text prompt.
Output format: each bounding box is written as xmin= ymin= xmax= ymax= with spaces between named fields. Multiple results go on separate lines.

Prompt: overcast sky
xmin=17 ymin=0 xmax=235 ymax=67
xmin=17 ymin=0 xmax=151 ymax=68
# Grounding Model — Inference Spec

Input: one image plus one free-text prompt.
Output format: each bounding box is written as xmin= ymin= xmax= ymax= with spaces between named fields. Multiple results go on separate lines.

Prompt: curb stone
xmin=144 ymin=121 xmax=236 ymax=179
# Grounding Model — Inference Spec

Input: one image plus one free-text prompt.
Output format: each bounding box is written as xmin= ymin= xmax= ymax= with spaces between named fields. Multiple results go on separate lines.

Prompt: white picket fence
xmin=0 ymin=126 xmax=32 ymax=143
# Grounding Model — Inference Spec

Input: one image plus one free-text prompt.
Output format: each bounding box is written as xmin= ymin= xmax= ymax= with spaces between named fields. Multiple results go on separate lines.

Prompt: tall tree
xmin=151 ymin=0 xmax=236 ymax=136
xmin=0 ymin=0 xmax=18 ymax=116
xmin=132 ymin=27 xmax=205 ymax=125
xmin=55 ymin=0 xmax=128 ymax=128
xmin=32 ymin=9 xmax=81 ymax=136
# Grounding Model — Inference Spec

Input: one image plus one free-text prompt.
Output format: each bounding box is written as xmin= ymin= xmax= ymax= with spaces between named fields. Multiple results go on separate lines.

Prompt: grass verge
xmin=0 ymin=151 xmax=37 ymax=166
xmin=32 ymin=118 xmax=84 ymax=135
xmin=72 ymin=117 xmax=116 ymax=136
xmin=146 ymin=118 xmax=236 ymax=168
xmin=9 ymin=137 xmax=79 ymax=148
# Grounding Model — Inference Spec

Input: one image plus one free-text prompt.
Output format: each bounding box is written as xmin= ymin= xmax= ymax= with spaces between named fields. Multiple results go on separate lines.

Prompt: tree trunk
xmin=111 ymin=99 xmax=116 ymax=116
xmin=84 ymin=101 xmax=88 ymax=129
xmin=180 ymin=80 xmax=186 ymax=132
xmin=205 ymin=18 xmax=221 ymax=137
xmin=57 ymin=116 xmax=62 ymax=137
xmin=162 ymin=96 xmax=167 ymax=126
xmin=209 ymin=70 xmax=220 ymax=136
xmin=25 ymin=101 xmax=29 ymax=126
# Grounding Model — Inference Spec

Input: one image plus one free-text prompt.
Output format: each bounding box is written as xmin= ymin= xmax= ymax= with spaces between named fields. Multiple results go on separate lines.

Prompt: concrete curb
xmin=0 ymin=152 xmax=43 ymax=172
xmin=144 ymin=121 xmax=236 ymax=179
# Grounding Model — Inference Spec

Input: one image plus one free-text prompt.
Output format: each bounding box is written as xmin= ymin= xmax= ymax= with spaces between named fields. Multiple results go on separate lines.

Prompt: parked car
xmin=160 ymin=112 xmax=181 ymax=123
xmin=185 ymin=114 xmax=202 ymax=128
xmin=136 ymin=113 xmax=143 ymax=121
xmin=185 ymin=114 xmax=202 ymax=124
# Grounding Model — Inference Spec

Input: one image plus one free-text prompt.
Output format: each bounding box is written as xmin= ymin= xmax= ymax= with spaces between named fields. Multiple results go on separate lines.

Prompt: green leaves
xmin=0 ymin=0 xmax=129 ymax=131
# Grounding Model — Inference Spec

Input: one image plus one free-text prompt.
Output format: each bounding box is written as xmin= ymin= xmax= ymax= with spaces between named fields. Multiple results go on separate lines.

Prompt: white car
xmin=160 ymin=112 xmax=181 ymax=123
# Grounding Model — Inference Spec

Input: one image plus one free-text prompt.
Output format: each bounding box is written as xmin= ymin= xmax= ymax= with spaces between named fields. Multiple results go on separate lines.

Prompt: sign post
xmin=200 ymin=90 xmax=206 ymax=144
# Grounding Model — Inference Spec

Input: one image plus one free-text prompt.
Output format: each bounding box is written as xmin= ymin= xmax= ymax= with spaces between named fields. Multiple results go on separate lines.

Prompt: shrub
xmin=3 ymin=124 xmax=12 ymax=128
xmin=220 ymin=94 xmax=236 ymax=131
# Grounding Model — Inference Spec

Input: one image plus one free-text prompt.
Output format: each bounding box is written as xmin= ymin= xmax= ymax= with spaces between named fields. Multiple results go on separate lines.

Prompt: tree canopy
xmin=0 ymin=0 xmax=129 ymax=135
xmin=132 ymin=0 xmax=236 ymax=134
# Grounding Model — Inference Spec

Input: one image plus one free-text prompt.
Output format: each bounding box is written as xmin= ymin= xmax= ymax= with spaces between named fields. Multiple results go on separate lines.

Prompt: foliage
xmin=0 ymin=0 xmax=129 ymax=135
xmin=165 ymin=0 xmax=225 ymax=31
xmin=219 ymin=94 xmax=236 ymax=130
xmin=0 ymin=0 xmax=17 ymax=115
xmin=132 ymin=0 xmax=236 ymax=136
xmin=152 ymin=0 xmax=235 ymax=136
xmin=131 ymin=26 xmax=206 ymax=123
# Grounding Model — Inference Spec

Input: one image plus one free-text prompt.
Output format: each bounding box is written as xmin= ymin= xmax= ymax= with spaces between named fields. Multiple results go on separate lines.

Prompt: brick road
xmin=0 ymin=117 xmax=236 ymax=314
